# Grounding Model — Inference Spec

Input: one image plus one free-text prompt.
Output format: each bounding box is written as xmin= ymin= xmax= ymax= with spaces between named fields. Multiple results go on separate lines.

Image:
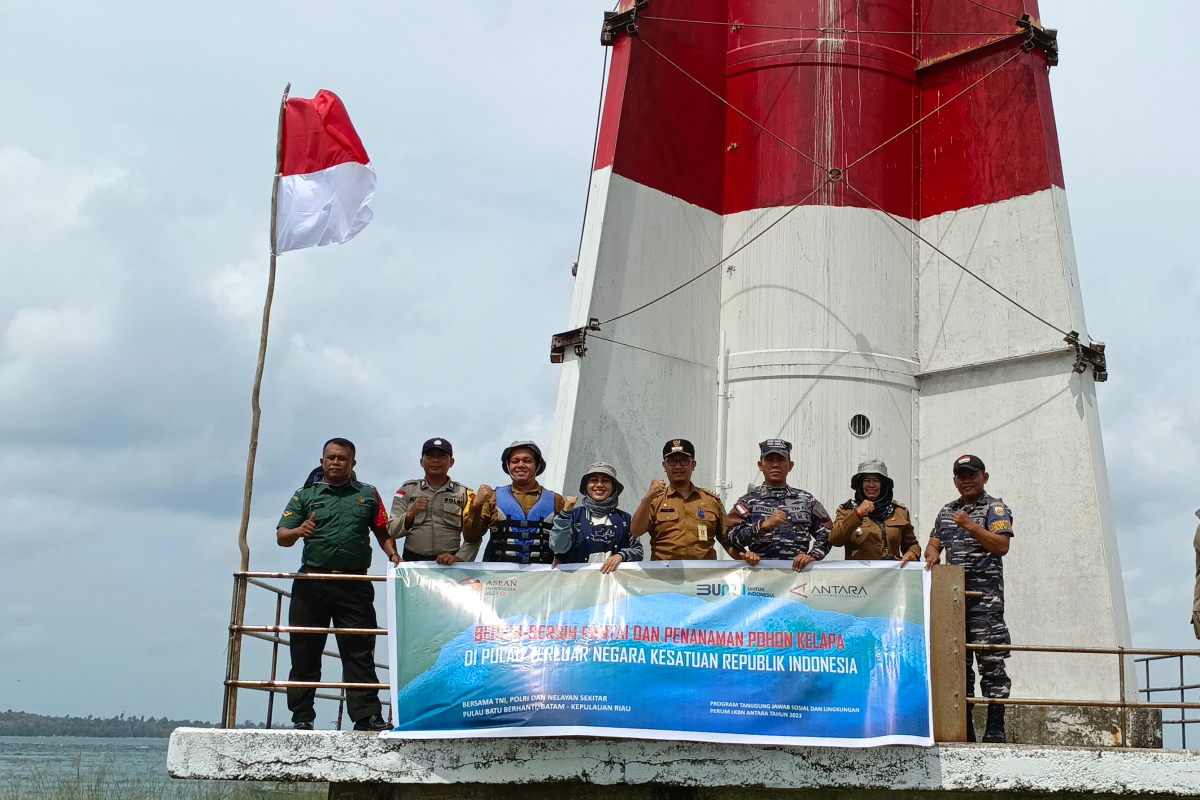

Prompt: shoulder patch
xmin=992 ymin=503 xmax=1006 ymax=514
xmin=990 ymin=520 xmax=1012 ymax=533
xmin=394 ymin=489 xmax=406 ymax=497
xmin=282 ymin=511 xmax=293 ymax=518
xmin=291 ymin=495 xmax=300 ymax=502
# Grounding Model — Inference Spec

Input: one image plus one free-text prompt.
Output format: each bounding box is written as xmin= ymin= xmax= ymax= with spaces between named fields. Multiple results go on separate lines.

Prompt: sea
xmin=0 ymin=737 xmax=325 ymax=800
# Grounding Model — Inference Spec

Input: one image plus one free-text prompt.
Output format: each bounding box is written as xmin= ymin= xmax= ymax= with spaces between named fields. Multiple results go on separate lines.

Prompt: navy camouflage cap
xmin=759 ymin=439 xmax=793 ymax=458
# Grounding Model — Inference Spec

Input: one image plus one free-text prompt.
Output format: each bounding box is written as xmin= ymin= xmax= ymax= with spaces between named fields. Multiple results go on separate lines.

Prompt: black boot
xmin=982 ymin=703 xmax=1005 ymax=743
xmin=965 ymin=703 xmax=976 ymax=743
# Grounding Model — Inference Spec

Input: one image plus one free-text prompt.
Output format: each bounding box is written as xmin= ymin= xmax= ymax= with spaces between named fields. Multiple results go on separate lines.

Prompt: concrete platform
xmin=168 ymin=728 xmax=1200 ymax=798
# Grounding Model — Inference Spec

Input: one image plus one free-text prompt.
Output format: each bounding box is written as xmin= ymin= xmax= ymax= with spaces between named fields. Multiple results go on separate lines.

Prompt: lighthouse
xmin=548 ymin=0 xmax=1131 ymax=717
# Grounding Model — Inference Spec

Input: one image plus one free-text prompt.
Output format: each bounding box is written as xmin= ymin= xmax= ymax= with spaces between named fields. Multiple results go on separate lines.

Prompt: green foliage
xmin=0 ymin=711 xmax=268 ymax=738
xmin=0 ymin=756 xmax=325 ymax=800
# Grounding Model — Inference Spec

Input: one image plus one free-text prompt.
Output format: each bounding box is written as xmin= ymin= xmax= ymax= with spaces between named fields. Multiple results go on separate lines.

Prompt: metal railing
xmin=222 ymin=572 xmax=390 ymax=730
xmin=220 ymin=569 xmax=1194 ymax=746
xmin=965 ymin=643 xmax=1200 ymax=746
xmin=1137 ymin=654 xmax=1200 ymax=749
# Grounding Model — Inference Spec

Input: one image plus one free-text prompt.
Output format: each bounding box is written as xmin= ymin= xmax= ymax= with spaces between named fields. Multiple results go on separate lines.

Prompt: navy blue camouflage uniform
xmin=729 ymin=485 xmax=832 ymax=560
xmin=932 ymin=492 xmax=1014 ymax=699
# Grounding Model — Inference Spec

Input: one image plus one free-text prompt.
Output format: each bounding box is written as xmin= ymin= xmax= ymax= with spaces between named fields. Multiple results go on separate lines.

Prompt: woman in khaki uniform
xmin=829 ymin=460 xmax=920 ymax=565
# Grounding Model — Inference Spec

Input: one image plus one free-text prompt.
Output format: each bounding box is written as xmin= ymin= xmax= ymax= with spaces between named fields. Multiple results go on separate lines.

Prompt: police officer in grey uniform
xmin=924 ymin=454 xmax=1014 ymax=743
xmin=726 ymin=439 xmax=832 ymax=571
xmin=388 ymin=438 xmax=479 ymax=565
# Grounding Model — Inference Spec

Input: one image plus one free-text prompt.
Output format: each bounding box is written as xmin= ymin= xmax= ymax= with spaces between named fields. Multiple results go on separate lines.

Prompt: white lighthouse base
xmin=169 ymin=729 xmax=1200 ymax=798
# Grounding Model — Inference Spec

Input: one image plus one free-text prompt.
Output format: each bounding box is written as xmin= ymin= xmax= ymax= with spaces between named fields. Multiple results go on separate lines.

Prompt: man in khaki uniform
xmin=631 ymin=439 xmax=753 ymax=562
xmin=388 ymin=438 xmax=478 ymax=564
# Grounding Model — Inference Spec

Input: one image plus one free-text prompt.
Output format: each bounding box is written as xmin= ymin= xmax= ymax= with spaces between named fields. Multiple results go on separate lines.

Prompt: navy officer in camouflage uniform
xmin=726 ymin=439 xmax=831 ymax=572
xmin=924 ymin=454 xmax=1014 ymax=743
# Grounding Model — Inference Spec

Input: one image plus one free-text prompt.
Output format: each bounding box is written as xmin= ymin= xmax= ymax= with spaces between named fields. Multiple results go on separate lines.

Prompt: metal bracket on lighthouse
xmin=602 ymin=0 xmax=648 ymax=46
xmin=1017 ymin=14 xmax=1059 ymax=67
xmin=1065 ymin=332 xmax=1108 ymax=382
xmin=550 ymin=319 xmax=601 ymax=363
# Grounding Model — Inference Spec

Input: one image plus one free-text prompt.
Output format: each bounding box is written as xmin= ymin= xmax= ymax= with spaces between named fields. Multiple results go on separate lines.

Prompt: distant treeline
xmin=0 ymin=710 xmax=266 ymax=738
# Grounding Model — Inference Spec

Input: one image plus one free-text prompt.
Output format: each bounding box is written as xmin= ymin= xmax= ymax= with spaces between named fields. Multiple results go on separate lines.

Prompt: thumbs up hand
xmin=297 ymin=512 xmax=317 ymax=539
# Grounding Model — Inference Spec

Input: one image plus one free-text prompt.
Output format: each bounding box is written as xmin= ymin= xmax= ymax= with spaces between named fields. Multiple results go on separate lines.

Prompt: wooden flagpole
xmin=223 ymin=82 xmax=290 ymax=729
xmin=239 ymin=81 xmax=291 ymax=572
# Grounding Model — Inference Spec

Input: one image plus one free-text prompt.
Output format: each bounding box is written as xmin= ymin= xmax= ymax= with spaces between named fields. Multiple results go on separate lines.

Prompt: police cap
xmin=759 ymin=439 xmax=793 ymax=458
xmin=422 ymin=438 xmax=453 ymax=456
xmin=953 ymin=454 xmax=986 ymax=474
xmin=662 ymin=439 xmax=696 ymax=459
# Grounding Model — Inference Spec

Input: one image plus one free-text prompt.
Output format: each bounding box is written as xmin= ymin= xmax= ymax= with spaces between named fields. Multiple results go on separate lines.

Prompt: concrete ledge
xmin=168 ymin=729 xmax=1200 ymax=796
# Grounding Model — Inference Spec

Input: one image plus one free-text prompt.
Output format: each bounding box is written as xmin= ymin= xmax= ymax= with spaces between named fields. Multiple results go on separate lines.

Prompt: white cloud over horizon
xmin=1 ymin=0 xmax=1198 ymax=733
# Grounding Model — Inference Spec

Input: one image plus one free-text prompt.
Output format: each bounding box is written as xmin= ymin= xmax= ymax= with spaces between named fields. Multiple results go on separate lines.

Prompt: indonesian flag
xmin=275 ymin=90 xmax=375 ymax=254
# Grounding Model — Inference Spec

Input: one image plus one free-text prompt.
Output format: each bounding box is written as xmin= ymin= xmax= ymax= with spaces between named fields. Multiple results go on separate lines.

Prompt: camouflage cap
xmin=758 ymin=439 xmax=793 ymax=458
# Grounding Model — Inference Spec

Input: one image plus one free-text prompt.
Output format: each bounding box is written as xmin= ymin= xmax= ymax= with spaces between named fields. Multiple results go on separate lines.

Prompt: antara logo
xmin=810 ymin=585 xmax=868 ymax=596
xmin=789 ymin=584 xmax=809 ymax=598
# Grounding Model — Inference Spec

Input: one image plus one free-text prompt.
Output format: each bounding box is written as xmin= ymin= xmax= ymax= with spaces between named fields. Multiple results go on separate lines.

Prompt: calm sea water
xmin=0 ymin=737 xmax=169 ymax=781
xmin=0 ymin=737 xmax=325 ymax=799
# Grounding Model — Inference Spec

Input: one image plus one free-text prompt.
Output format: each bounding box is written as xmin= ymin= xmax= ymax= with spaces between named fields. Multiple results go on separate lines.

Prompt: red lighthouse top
xmin=595 ymin=0 xmax=1064 ymax=220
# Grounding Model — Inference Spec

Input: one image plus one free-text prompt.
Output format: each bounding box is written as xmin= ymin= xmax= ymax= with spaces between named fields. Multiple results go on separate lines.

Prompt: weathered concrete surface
xmin=169 ymin=729 xmax=1200 ymax=795
xmin=325 ymin=787 xmax=1192 ymax=800
xmin=987 ymin=705 xmax=1162 ymax=749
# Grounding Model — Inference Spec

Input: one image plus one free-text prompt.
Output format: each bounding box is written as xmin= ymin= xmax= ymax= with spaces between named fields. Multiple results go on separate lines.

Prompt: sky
xmin=1 ymin=0 xmax=1198 ymax=729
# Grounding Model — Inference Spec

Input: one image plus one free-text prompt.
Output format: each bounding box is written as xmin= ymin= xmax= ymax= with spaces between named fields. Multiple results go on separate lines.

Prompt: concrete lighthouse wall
xmin=548 ymin=0 xmax=1133 ymax=713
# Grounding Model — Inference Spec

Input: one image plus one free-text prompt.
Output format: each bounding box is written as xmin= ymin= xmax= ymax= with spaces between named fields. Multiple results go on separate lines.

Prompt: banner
xmin=384 ymin=561 xmax=932 ymax=747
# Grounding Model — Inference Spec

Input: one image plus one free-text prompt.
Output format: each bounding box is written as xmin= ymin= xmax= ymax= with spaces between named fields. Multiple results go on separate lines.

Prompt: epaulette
xmin=892 ymin=501 xmax=908 ymax=509
xmin=698 ymin=487 xmax=722 ymax=502
xmin=400 ymin=478 xmax=421 ymax=488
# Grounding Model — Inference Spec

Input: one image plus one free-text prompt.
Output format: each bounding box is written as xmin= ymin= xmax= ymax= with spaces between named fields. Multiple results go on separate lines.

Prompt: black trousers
xmin=287 ymin=574 xmax=382 ymax=724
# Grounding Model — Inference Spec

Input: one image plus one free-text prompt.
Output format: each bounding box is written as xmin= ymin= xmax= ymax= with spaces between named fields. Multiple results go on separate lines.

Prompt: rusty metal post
xmin=266 ymin=592 xmax=283 ymax=729
xmin=929 ymin=564 xmax=967 ymax=742
xmin=337 ymin=693 xmax=345 ymax=731
xmin=222 ymin=574 xmax=248 ymax=728
xmin=1118 ymin=646 xmax=1127 ymax=746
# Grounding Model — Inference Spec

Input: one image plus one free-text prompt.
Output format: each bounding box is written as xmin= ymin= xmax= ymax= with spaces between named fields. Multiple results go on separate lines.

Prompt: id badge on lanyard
xmin=697 ymin=508 xmax=708 ymax=542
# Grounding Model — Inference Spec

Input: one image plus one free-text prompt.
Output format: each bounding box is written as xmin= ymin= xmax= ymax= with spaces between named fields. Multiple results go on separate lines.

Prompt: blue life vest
xmin=485 ymin=485 xmax=558 ymax=564
xmin=562 ymin=507 xmax=633 ymax=564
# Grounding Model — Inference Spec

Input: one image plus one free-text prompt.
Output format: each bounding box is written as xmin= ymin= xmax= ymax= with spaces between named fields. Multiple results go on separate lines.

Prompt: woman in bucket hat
xmin=829 ymin=460 xmax=920 ymax=565
xmin=550 ymin=462 xmax=642 ymax=572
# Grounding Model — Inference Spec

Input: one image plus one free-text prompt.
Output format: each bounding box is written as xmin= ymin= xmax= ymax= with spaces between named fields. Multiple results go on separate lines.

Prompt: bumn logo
xmin=697 ymin=584 xmax=774 ymax=598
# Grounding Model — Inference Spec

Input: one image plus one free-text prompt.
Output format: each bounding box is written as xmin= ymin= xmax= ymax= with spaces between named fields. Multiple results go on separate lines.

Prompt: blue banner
xmin=384 ymin=561 xmax=932 ymax=747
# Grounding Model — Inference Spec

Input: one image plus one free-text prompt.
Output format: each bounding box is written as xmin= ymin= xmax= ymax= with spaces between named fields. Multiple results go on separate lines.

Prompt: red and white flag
xmin=275 ymin=90 xmax=375 ymax=254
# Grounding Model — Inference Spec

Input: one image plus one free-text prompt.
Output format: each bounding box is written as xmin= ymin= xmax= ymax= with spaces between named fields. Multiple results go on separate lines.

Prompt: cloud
xmin=0 ymin=147 xmax=126 ymax=239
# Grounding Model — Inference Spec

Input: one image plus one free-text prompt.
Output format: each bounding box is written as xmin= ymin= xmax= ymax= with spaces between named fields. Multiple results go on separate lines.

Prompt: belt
xmin=402 ymin=548 xmax=439 ymax=561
